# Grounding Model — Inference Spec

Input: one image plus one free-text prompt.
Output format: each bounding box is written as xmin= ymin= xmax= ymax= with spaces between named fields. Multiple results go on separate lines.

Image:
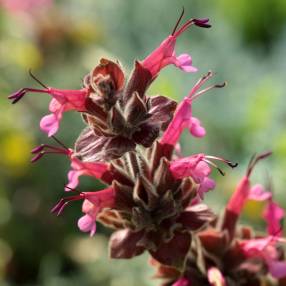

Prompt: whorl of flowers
xmin=9 ymin=10 xmax=286 ymax=286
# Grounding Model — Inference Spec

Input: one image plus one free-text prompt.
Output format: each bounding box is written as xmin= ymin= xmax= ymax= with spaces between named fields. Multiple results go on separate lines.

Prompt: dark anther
xmin=227 ymin=162 xmax=238 ymax=168
xmin=193 ymin=18 xmax=211 ymax=28
xmin=215 ymin=82 xmax=227 ymax=88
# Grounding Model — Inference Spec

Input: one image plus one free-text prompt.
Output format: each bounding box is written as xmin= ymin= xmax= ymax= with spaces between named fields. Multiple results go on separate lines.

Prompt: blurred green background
xmin=0 ymin=0 xmax=286 ymax=285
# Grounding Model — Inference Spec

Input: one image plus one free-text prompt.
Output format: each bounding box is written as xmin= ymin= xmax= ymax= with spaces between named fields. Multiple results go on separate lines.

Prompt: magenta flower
xmin=170 ymin=153 xmax=237 ymax=200
xmin=9 ymin=11 xmax=286 ymax=286
xmin=160 ymin=71 xmax=225 ymax=147
xmin=223 ymin=152 xmax=273 ymax=237
xmin=9 ymin=85 xmax=88 ymax=136
xmin=142 ymin=12 xmax=211 ymax=78
xmin=52 ymin=187 xmax=115 ymax=236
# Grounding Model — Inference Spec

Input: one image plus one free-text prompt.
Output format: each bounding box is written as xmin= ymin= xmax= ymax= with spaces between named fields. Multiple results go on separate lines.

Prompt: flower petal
xmin=263 ymin=200 xmax=285 ymax=236
xmin=66 ymin=156 xmax=109 ymax=190
xmin=248 ymin=184 xmax=272 ymax=201
xmin=197 ymin=177 xmax=216 ymax=199
xmin=160 ymin=98 xmax=192 ymax=146
xmin=78 ymin=214 xmax=97 ymax=236
xmin=40 ymin=113 xmax=61 ymax=137
xmin=169 ymin=154 xmax=205 ymax=179
xmin=189 ymin=117 xmax=206 ymax=137
xmin=175 ymin=53 xmax=198 ymax=72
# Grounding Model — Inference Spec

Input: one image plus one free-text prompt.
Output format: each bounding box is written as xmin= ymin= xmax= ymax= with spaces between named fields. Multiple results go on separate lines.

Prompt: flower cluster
xmin=9 ymin=11 xmax=286 ymax=286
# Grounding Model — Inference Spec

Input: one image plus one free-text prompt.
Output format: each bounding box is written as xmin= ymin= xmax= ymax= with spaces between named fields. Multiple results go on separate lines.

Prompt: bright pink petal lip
xmin=78 ymin=213 xmax=97 ymax=236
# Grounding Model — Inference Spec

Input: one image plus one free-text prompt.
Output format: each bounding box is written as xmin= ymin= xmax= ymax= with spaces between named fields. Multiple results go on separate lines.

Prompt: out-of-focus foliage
xmin=0 ymin=0 xmax=286 ymax=285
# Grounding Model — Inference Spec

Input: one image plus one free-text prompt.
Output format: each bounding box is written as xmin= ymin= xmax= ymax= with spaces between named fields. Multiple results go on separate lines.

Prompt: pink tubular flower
xmin=169 ymin=153 xmax=206 ymax=180
xmin=225 ymin=152 xmax=272 ymax=216
xmin=170 ymin=154 xmax=236 ymax=199
xmin=66 ymin=156 xmax=110 ymax=191
xmin=142 ymin=12 xmax=211 ymax=78
xmin=160 ymin=71 xmax=225 ymax=147
xmin=9 ymin=84 xmax=88 ymax=136
xmin=52 ymin=187 xmax=115 ymax=236
xmin=30 ymin=141 xmax=110 ymax=190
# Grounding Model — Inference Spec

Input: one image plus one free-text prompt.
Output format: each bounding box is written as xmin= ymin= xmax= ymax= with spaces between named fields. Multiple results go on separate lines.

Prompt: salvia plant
xmin=9 ymin=10 xmax=286 ymax=286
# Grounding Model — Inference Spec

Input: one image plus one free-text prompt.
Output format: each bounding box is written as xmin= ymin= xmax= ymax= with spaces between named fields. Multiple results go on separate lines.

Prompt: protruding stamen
xmin=8 ymin=87 xmax=48 ymax=104
xmin=188 ymin=71 xmax=214 ymax=99
xmin=30 ymin=142 xmax=70 ymax=163
xmin=171 ymin=7 xmax=185 ymax=36
xmin=246 ymin=151 xmax=272 ymax=177
xmin=190 ymin=81 xmax=227 ymax=101
xmin=51 ymin=135 xmax=69 ymax=150
xmin=51 ymin=194 xmax=84 ymax=216
xmin=29 ymin=69 xmax=48 ymax=89
xmin=173 ymin=19 xmax=193 ymax=38
xmin=173 ymin=17 xmax=211 ymax=38
xmin=31 ymin=144 xmax=65 ymax=154
xmin=31 ymin=152 xmax=45 ymax=163
xmin=203 ymin=159 xmax=225 ymax=176
xmin=31 ymin=144 xmax=45 ymax=154
xmin=205 ymin=155 xmax=238 ymax=168
xmin=203 ymin=155 xmax=238 ymax=176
